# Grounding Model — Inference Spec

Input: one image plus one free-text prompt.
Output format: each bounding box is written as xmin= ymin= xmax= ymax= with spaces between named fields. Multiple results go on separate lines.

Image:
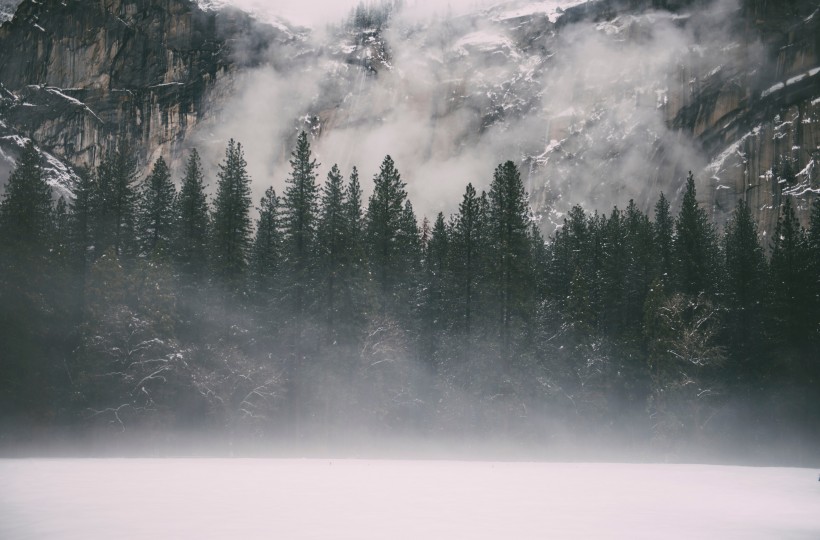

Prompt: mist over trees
xmin=0 ymin=135 xmax=818 ymax=460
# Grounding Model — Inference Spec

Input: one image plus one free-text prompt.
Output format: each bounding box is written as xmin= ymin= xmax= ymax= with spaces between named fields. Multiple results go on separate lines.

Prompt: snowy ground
xmin=1 ymin=460 xmax=818 ymax=539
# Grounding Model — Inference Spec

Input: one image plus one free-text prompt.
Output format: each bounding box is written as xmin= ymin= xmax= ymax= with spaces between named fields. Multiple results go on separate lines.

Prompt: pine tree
xmin=599 ymin=207 xmax=627 ymax=336
xmin=547 ymin=204 xmax=590 ymax=307
xmin=0 ymin=141 xmax=53 ymax=260
xmin=174 ymin=149 xmax=210 ymax=281
xmin=422 ymin=212 xmax=449 ymax=366
xmin=211 ymin=139 xmax=252 ymax=290
xmin=768 ymin=198 xmax=811 ymax=345
xmin=366 ymin=155 xmax=410 ymax=311
xmin=486 ymin=160 xmax=533 ymax=356
xmin=345 ymin=167 xmax=364 ymax=239
xmin=94 ymin=143 xmax=139 ymax=259
xmin=281 ymin=132 xmax=320 ymax=320
xmin=529 ymin=223 xmax=549 ymax=302
xmin=398 ymin=199 xmax=422 ymax=283
xmin=250 ymin=187 xmax=280 ymax=302
xmin=808 ymin=196 xmax=820 ymax=344
xmin=450 ymin=183 xmax=485 ymax=340
xmin=66 ymin=166 xmax=96 ymax=315
xmin=51 ymin=193 xmax=74 ymax=298
xmin=623 ymin=200 xmax=654 ymax=336
xmin=673 ymin=173 xmax=719 ymax=297
xmin=0 ymin=141 xmax=55 ymax=415
xmin=316 ymin=164 xmax=348 ymax=342
xmin=653 ymin=192 xmax=673 ymax=288
xmin=723 ymin=199 xmax=766 ymax=384
xmin=335 ymin=166 xmax=368 ymax=344
xmin=137 ymin=156 xmax=176 ymax=257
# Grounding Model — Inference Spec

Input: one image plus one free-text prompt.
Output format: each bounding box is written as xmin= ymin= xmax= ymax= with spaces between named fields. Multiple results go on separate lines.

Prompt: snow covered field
xmin=1 ymin=459 xmax=818 ymax=539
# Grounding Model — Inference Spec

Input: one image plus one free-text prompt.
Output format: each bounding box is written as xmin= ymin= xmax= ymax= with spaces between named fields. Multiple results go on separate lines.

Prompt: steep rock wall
xmin=0 ymin=0 xmax=294 ymax=177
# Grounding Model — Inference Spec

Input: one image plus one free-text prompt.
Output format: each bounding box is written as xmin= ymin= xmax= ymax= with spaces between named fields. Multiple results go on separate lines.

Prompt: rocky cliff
xmin=0 ymin=0 xmax=301 ymax=193
xmin=679 ymin=0 xmax=820 ymax=233
xmin=0 ymin=0 xmax=817 ymax=236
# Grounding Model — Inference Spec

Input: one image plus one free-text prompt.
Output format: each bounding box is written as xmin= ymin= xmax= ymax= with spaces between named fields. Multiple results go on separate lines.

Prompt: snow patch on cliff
xmin=492 ymin=1 xmax=587 ymax=24
xmin=0 ymin=0 xmax=21 ymax=24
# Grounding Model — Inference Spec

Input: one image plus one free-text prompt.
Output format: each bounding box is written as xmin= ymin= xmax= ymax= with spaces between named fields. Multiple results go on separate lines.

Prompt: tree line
xmin=0 ymin=133 xmax=818 ymax=458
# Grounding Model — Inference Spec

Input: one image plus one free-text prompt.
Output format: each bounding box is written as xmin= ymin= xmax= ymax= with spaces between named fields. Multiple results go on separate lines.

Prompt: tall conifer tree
xmin=0 ymin=142 xmax=53 ymax=263
xmin=282 ymin=132 xmax=320 ymax=320
xmin=422 ymin=212 xmax=449 ymax=366
xmin=723 ymin=199 xmax=766 ymax=382
xmin=137 ymin=156 xmax=176 ymax=256
xmin=250 ymin=187 xmax=280 ymax=298
xmin=174 ymin=149 xmax=210 ymax=281
xmin=0 ymin=141 xmax=54 ymax=414
xmin=94 ymin=143 xmax=139 ymax=259
xmin=366 ymin=155 xmax=409 ymax=311
xmin=211 ymin=139 xmax=252 ymax=289
xmin=768 ymin=198 xmax=811 ymax=345
xmin=316 ymin=164 xmax=348 ymax=341
xmin=486 ymin=161 xmax=532 ymax=354
xmin=450 ymin=183 xmax=484 ymax=340
xmin=808 ymin=197 xmax=820 ymax=343
xmin=653 ymin=193 xmax=673 ymax=287
xmin=673 ymin=173 xmax=719 ymax=297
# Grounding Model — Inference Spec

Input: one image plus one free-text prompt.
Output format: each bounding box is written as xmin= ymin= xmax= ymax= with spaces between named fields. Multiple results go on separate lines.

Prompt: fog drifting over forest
xmin=191 ymin=0 xmax=757 ymax=225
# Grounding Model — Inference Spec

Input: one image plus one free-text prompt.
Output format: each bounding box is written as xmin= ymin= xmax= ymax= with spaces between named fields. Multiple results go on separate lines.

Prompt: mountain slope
xmin=0 ymin=0 xmax=302 ymax=193
xmin=0 ymin=0 xmax=817 ymax=236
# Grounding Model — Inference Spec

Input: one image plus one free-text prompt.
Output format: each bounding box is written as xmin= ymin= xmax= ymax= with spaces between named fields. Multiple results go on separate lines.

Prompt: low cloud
xmin=192 ymin=0 xmax=761 ymax=225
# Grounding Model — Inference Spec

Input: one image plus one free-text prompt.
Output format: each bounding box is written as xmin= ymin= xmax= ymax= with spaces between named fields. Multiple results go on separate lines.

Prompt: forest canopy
xmin=0 ymin=135 xmax=818 ymax=462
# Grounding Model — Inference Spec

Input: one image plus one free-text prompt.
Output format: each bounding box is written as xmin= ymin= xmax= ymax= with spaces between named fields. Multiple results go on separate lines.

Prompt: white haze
xmin=190 ymin=0 xmax=757 ymax=223
xmin=2 ymin=459 xmax=819 ymax=539
xmin=202 ymin=0 xmax=497 ymax=27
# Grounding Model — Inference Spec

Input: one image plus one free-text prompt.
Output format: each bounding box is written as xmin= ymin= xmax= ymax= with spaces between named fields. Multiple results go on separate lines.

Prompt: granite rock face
xmin=0 ymin=0 xmax=298 ymax=191
xmin=0 ymin=0 xmax=817 ymax=236
xmin=674 ymin=0 xmax=820 ymax=233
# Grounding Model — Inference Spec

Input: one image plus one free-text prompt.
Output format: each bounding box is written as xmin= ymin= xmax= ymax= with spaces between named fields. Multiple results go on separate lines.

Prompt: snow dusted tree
xmin=723 ymin=199 xmax=766 ymax=385
xmin=809 ymin=196 xmax=820 ymax=343
xmin=653 ymin=192 xmax=674 ymax=288
xmin=0 ymin=141 xmax=56 ymax=415
xmin=250 ymin=187 xmax=281 ymax=303
xmin=94 ymin=143 xmax=139 ymax=259
xmin=421 ymin=212 xmax=449 ymax=367
xmin=281 ymin=131 xmax=320 ymax=323
xmin=768 ymin=198 xmax=811 ymax=346
xmin=76 ymin=246 xmax=188 ymax=432
xmin=397 ymin=199 xmax=422 ymax=305
xmin=316 ymin=164 xmax=349 ymax=344
xmin=645 ymin=292 xmax=725 ymax=450
xmin=137 ymin=156 xmax=176 ymax=257
xmin=599 ymin=207 xmax=627 ymax=335
xmin=211 ymin=139 xmax=252 ymax=291
xmin=339 ymin=166 xmax=368 ymax=338
xmin=449 ymin=183 xmax=486 ymax=342
xmin=174 ymin=149 xmax=210 ymax=282
xmin=366 ymin=155 xmax=411 ymax=313
xmin=673 ymin=173 xmax=720 ymax=297
xmin=0 ymin=141 xmax=53 ymax=271
xmin=486 ymin=160 xmax=533 ymax=356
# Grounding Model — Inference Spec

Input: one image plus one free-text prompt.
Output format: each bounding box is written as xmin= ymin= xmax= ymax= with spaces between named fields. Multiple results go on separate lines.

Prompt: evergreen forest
xmin=1 ymin=134 xmax=818 ymax=460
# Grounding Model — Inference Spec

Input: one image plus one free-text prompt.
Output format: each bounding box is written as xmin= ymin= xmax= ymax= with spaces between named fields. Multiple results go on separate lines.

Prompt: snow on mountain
xmin=0 ymin=0 xmax=817 ymax=234
xmin=0 ymin=0 xmax=21 ymax=23
xmin=194 ymin=0 xmax=304 ymax=37
xmin=0 ymin=132 xmax=77 ymax=200
xmin=491 ymin=0 xmax=586 ymax=23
